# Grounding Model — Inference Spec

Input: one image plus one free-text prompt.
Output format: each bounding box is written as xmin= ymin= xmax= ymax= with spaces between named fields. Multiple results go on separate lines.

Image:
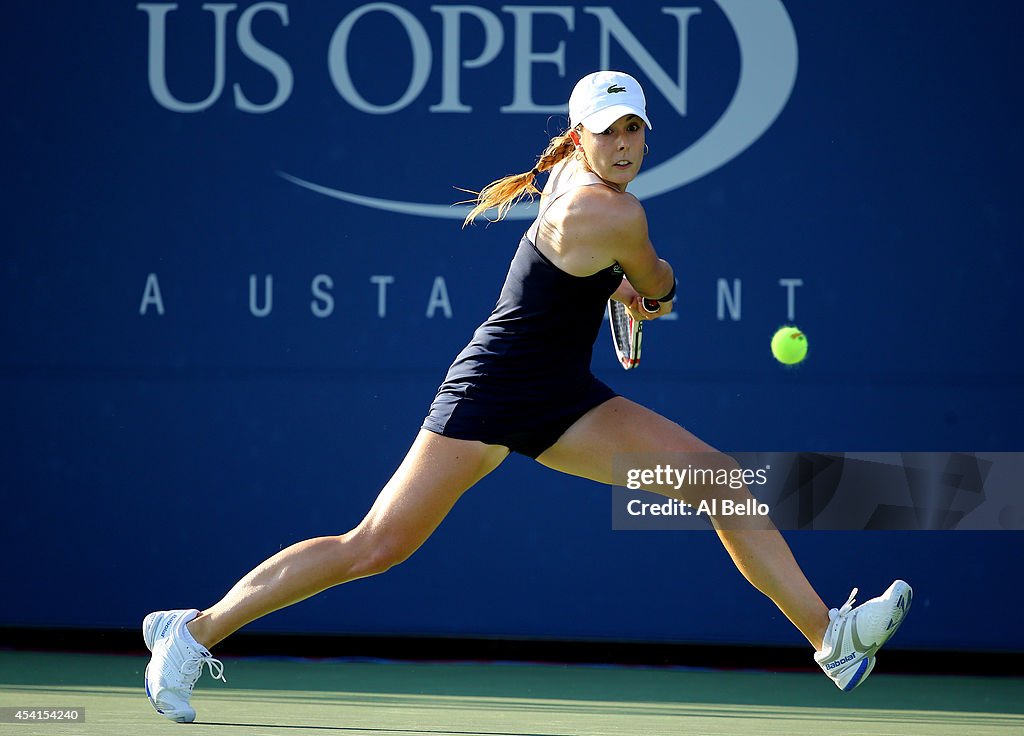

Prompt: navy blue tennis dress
xmin=422 ymin=160 xmax=623 ymax=458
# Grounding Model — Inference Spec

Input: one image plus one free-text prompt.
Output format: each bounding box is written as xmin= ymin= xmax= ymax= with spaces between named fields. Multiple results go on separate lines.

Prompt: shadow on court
xmin=203 ymin=724 xmax=566 ymax=736
xmin=2 ymin=652 xmax=1022 ymax=736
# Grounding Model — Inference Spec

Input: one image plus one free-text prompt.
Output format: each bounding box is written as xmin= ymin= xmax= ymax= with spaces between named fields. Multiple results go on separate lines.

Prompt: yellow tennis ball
xmin=771 ymin=326 xmax=808 ymax=365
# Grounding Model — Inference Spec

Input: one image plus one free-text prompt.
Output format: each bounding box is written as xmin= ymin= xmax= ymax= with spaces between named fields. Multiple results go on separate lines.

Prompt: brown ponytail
xmin=461 ymin=131 xmax=577 ymax=227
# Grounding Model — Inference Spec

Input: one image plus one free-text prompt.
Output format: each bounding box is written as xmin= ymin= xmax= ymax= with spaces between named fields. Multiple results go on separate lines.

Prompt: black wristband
xmin=654 ymin=279 xmax=677 ymax=303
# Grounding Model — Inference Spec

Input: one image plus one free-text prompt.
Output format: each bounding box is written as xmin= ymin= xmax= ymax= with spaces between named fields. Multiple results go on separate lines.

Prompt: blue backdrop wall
xmin=2 ymin=1 xmax=1021 ymax=651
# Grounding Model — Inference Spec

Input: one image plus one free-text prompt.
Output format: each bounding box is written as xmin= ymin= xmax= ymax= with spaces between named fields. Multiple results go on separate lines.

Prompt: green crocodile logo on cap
xmin=607 ymin=84 xmax=626 ymax=94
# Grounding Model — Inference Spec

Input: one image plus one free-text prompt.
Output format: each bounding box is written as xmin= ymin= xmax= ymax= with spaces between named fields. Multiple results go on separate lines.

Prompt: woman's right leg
xmin=187 ymin=430 xmax=509 ymax=649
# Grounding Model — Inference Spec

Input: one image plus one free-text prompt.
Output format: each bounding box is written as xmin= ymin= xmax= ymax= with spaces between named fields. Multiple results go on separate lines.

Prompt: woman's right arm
xmin=589 ymin=192 xmax=675 ymax=301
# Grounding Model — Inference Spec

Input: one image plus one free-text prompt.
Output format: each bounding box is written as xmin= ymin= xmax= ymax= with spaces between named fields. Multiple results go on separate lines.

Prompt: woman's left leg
xmin=536 ymin=396 xmax=829 ymax=649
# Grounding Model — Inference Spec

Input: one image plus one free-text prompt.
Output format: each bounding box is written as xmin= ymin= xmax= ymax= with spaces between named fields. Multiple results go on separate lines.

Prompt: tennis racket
xmin=608 ymin=298 xmax=660 ymax=370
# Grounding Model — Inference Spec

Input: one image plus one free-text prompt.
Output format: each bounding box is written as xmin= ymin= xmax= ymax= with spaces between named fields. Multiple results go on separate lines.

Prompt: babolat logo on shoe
xmin=160 ymin=615 xmax=176 ymax=638
xmin=607 ymin=84 xmax=626 ymax=94
xmin=826 ymin=653 xmax=858 ymax=670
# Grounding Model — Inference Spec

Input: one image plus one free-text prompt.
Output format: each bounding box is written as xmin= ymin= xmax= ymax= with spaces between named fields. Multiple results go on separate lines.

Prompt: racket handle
xmin=640 ymin=297 xmax=661 ymax=314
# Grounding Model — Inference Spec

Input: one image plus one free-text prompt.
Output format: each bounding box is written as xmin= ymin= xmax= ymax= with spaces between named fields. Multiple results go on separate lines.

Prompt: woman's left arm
xmin=610 ymin=278 xmax=638 ymax=305
xmin=610 ymin=277 xmax=675 ymax=321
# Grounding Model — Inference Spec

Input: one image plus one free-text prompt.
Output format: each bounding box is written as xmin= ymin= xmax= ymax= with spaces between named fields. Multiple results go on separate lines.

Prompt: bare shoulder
xmin=560 ymin=186 xmax=648 ymax=245
xmin=536 ymin=184 xmax=656 ymax=276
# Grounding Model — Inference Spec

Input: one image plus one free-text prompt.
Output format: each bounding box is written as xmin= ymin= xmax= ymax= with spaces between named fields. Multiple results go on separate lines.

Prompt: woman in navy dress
xmin=142 ymin=71 xmax=911 ymax=723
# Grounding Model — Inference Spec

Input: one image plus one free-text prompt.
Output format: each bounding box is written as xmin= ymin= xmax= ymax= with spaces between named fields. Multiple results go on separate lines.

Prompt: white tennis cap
xmin=568 ymin=71 xmax=652 ymax=133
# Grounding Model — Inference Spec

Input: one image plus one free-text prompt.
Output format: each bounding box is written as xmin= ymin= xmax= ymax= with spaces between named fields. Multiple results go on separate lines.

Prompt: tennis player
xmin=144 ymin=71 xmax=911 ymax=723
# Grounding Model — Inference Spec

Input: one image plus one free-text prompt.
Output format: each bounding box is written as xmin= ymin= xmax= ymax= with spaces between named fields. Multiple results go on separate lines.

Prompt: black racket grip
xmin=640 ymin=297 xmax=661 ymax=314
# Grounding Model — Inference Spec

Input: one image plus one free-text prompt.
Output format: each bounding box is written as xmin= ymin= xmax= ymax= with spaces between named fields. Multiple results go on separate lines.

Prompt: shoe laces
xmin=823 ymin=588 xmax=860 ymax=650
xmin=180 ymin=652 xmax=226 ymax=692
xmin=837 ymin=588 xmax=859 ymax=617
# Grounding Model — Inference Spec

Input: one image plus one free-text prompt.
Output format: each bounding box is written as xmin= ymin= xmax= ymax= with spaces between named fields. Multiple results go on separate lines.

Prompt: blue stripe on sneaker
xmin=144 ymin=666 xmax=163 ymax=713
xmin=843 ymin=658 xmax=871 ymax=691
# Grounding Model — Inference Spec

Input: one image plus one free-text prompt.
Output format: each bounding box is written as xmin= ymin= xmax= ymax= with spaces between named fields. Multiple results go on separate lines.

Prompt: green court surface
xmin=1 ymin=651 xmax=1021 ymax=736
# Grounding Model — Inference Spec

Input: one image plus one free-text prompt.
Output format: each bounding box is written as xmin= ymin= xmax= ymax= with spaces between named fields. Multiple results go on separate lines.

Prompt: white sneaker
xmin=143 ymin=609 xmax=226 ymax=722
xmin=814 ymin=580 xmax=912 ymax=691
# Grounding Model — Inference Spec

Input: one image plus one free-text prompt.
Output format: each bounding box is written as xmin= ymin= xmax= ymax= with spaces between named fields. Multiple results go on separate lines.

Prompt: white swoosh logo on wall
xmin=279 ymin=0 xmax=798 ymax=220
